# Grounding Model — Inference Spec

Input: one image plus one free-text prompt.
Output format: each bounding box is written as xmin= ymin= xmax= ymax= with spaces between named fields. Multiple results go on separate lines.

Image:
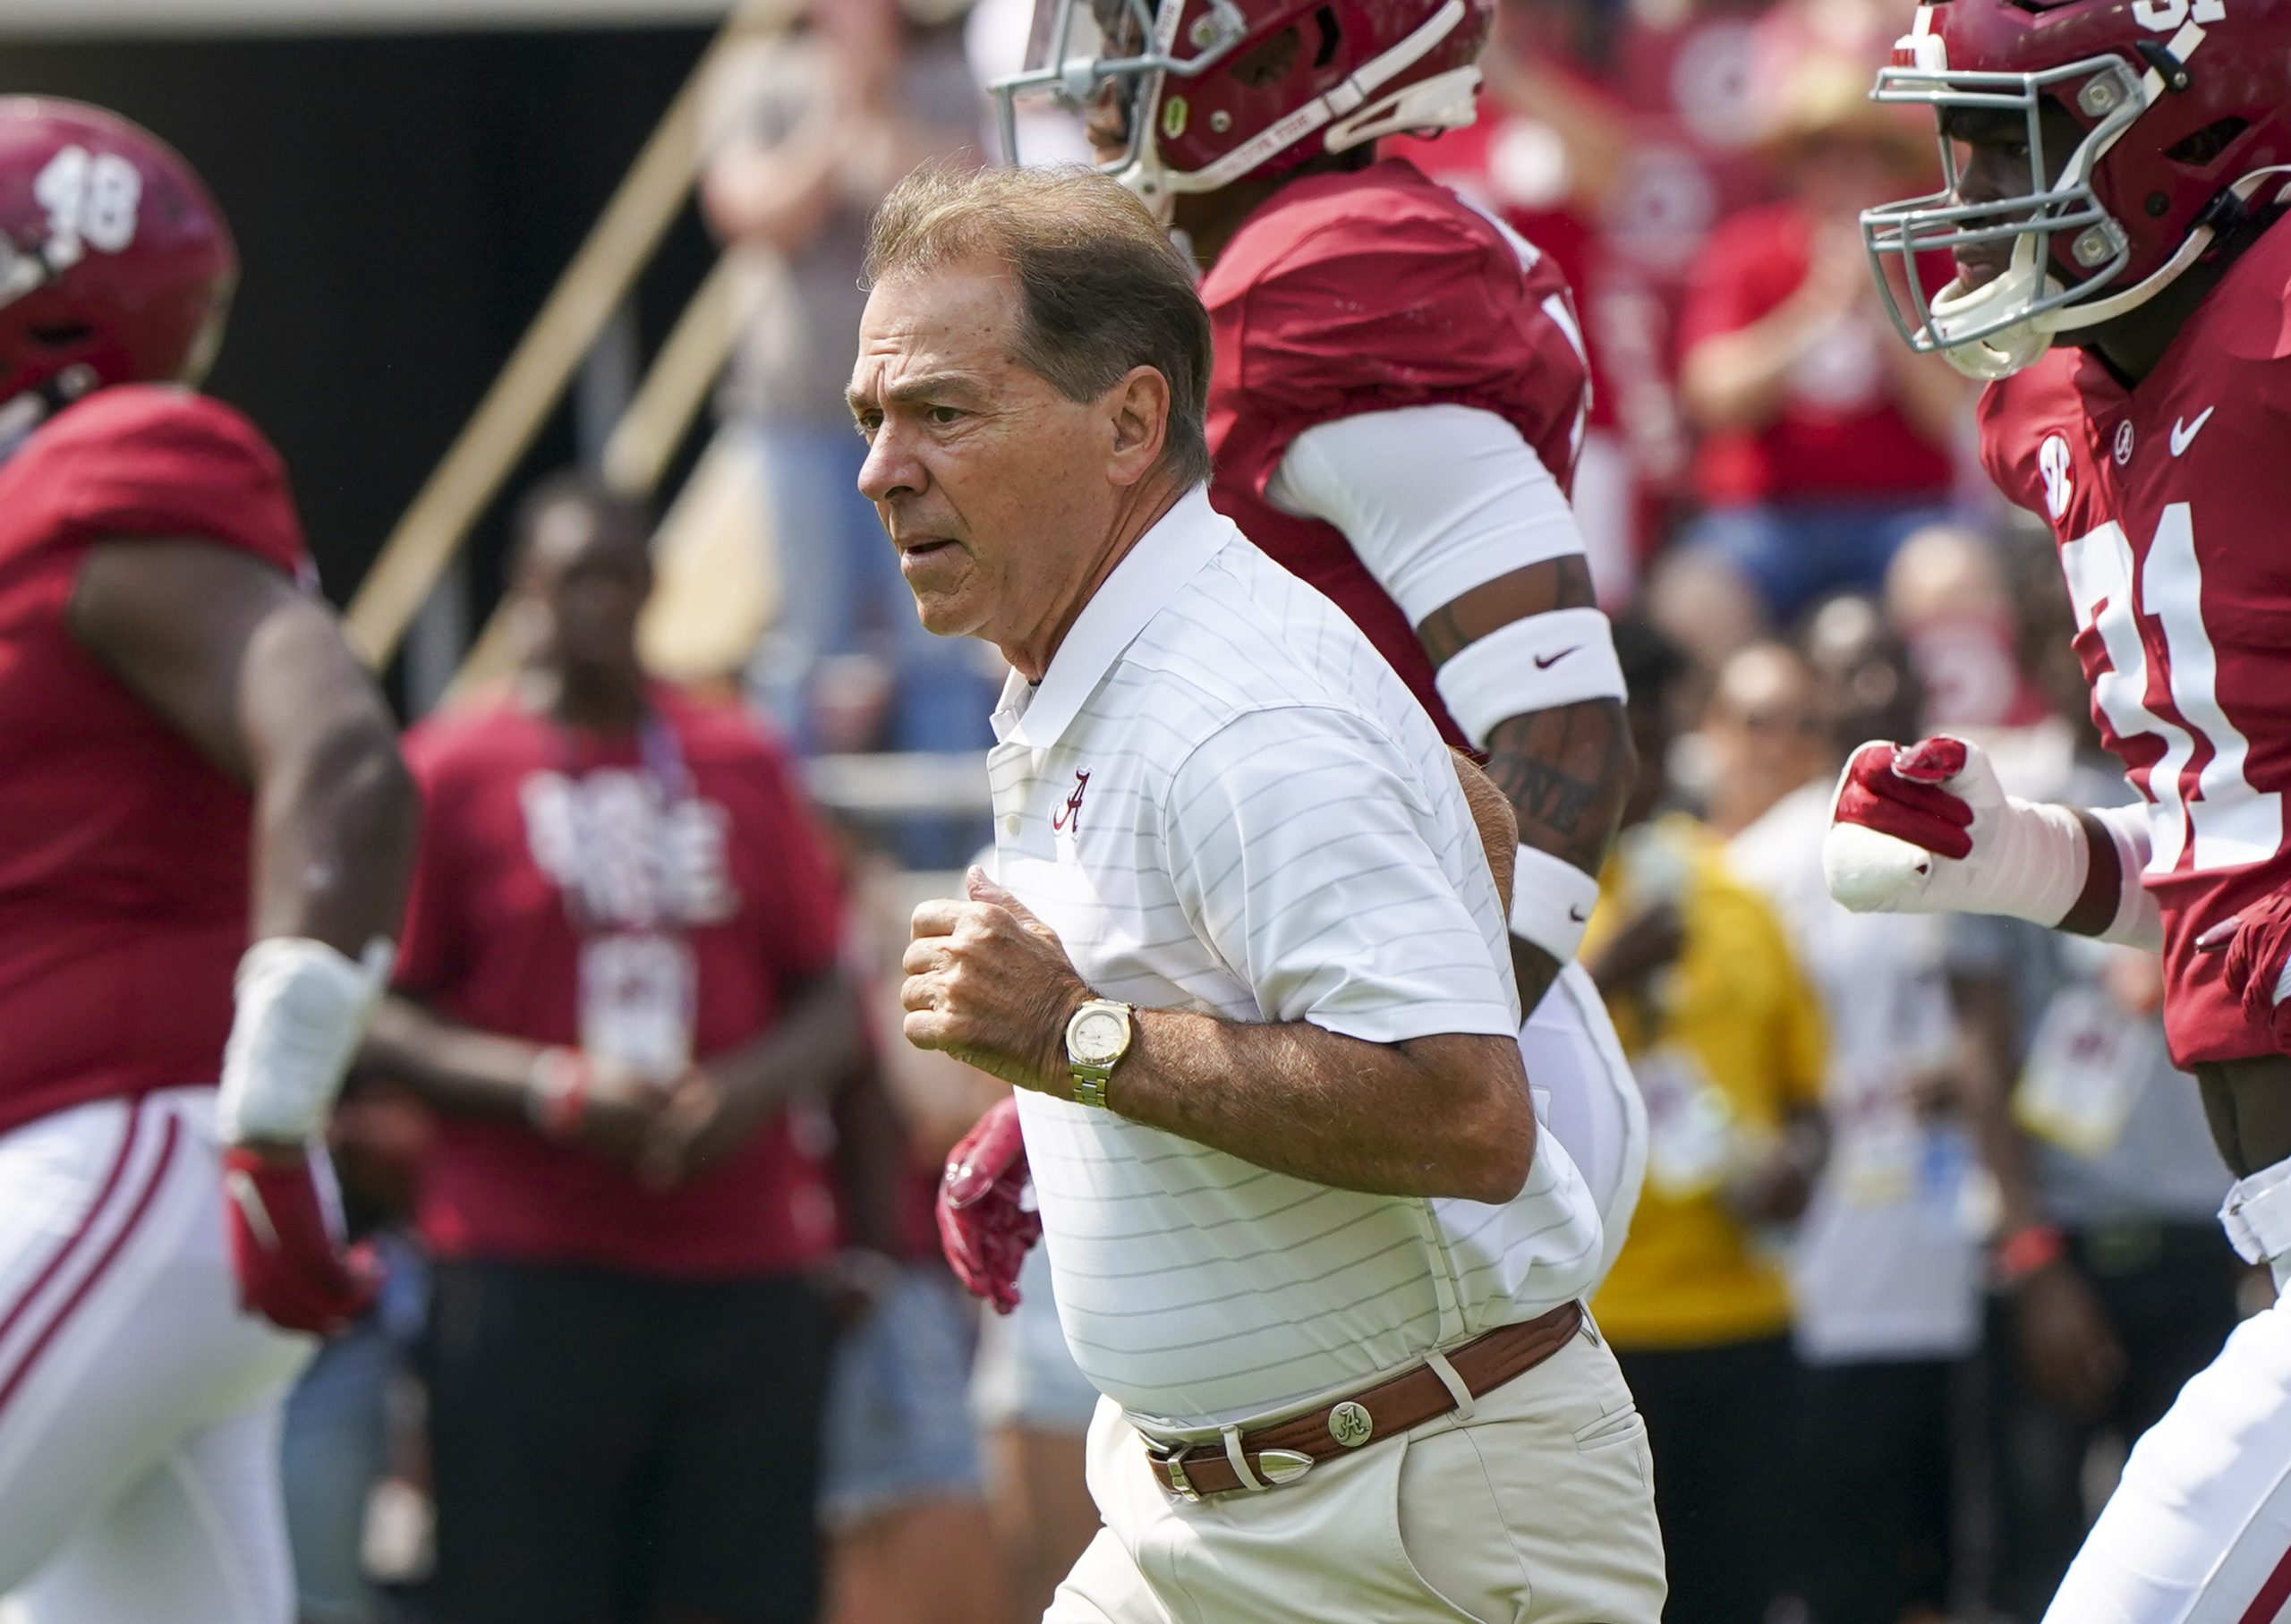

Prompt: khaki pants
xmin=1048 ymin=1322 xmax=1667 ymax=1623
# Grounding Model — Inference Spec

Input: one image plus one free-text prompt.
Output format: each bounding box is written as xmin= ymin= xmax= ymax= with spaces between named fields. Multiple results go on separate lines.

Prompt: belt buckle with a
xmin=1145 ymin=1437 xmax=1202 ymax=1501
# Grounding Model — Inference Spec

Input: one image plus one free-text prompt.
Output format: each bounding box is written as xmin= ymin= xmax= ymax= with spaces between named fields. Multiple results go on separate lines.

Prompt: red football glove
xmin=938 ymin=1098 xmax=1039 ymax=1315
xmin=222 ymin=1144 xmax=382 ymax=1336
xmin=1832 ymin=738 xmax=1976 ymax=859
xmin=2210 ymin=893 xmax=2291 ymax=1052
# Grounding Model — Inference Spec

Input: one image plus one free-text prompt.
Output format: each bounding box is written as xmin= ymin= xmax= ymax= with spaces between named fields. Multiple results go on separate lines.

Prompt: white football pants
xmin=2042 ymin=1151 xmax=2291 ymax=1623
xmin=1523 ymin=963 xmax=1648 ymax=1285
xmin=0 ymin=1088 xmax=311 ymax=1624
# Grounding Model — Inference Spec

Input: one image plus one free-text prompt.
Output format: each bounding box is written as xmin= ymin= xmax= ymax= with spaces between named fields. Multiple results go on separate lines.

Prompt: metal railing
xmin=342 ymin=0 xmax=795 ymax=678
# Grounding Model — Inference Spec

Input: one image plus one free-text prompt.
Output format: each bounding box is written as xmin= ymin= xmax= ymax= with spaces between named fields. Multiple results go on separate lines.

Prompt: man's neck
xmin=2083 ymin=222 xmax=2267 ymax=386
xmin=1001 ymin=473 xmax=1190 ymax=684
xmin=526 ymin=667 xmax=648 ymax=734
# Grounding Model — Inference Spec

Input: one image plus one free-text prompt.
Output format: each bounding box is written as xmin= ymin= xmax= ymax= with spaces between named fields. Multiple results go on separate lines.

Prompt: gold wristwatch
xmin=1063 ymin=999 xmax=1135 ymax=1110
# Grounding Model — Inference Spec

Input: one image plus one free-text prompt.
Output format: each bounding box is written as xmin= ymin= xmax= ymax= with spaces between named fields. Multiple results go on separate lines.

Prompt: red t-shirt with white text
xmin=396 ymin=691 xmax=845 ymax=1276
xmin=0 ymin=387 xmax=310 ymax=1135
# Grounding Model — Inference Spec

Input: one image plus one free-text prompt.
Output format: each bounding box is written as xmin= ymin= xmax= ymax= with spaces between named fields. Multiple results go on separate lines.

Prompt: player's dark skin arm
xmin=1416 ymin=556 xmax=1635 ymax=1007
xmin=72 ymin=540 xmax=417 ymax=1158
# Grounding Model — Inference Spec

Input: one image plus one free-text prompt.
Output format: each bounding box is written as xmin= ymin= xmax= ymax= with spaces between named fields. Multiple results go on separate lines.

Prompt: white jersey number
xmin=33 ymin=146 xmax=142 ymax=273
xmin=2060 ymin=502 xmax=2281 ymax=873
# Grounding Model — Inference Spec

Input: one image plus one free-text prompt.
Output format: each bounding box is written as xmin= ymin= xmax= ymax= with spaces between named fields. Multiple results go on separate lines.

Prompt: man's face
xmin=1704 ymin=648 xmax=1826 ymax=807
xmin=1938 ymin=98 xmax=2089 ymax=292
xmin=519 ymin=502 xmax=652 ymax=682
xmin=848 ymin=259 xmax=1127 ymax=656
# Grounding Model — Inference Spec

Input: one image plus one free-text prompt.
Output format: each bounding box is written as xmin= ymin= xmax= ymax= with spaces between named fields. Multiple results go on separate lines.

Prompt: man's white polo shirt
xmin=990 ymin=487 xmax=1604 ymax=1430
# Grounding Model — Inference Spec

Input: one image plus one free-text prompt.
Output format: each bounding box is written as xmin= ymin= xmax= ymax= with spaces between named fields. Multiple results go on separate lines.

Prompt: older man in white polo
xmin=856 ymin=164 xmax=1666 ymax=1624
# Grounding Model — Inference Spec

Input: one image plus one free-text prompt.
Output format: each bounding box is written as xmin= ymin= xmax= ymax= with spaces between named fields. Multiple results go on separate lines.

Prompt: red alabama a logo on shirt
xmin=1051 ymin=769 xmax=1090 ymax=832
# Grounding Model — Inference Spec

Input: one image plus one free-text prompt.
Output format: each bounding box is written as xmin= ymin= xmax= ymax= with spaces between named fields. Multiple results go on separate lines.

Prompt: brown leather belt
xmin=1142 ymin=1300 xmax=1584 ymax=1501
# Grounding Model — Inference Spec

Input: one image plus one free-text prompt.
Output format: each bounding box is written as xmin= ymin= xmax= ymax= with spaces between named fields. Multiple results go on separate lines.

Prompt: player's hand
xmin=2010 ymin=1260 xmax=2126 ymax=1422
xmin=937 ymin=1097 xmax=1040 ymax=1314
xmin=903 ymin=869 xmax=1090 ymax=1094
xmin=1824 ymin=737 xmax=2033 ymax=913
xmin=222 ymin=1142 xmax=382 ymax=1336
xmin=2202 ymin=894 xmax=2291 ymax=1051
xmin=633 ymin=1067 xmax=758 ymax=1192
xmin=571 ymin=1058 xmax=674 ymax=1164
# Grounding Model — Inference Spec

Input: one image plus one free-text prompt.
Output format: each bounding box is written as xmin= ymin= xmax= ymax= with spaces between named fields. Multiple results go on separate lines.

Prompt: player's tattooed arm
xmin=1417 ymin=556 xmax=1634 ymax=1003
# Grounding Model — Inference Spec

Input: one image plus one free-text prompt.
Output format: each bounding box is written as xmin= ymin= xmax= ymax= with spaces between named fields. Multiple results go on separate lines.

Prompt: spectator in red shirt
xmin=361 ymin=474 xmax=863 ymax=1624
xmin=1650 ymin=54 xmax=1969 ymax=667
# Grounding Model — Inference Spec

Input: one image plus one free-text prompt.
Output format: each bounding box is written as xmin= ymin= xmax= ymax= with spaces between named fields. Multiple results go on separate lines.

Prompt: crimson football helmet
xmin=992 ymin=0 xmax=1493 ymax=219
xmin=0 ymin=99 xmax=235 ymax=438
xmin=1860 ymin=0 xmax=2291 ymax=378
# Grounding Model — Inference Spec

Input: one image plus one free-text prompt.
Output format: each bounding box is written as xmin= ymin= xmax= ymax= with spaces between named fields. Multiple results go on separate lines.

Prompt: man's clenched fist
xmin=937 ymin=1097 xmax=1039 ymax=1314
xmin=1824 ymin=734 xmax=2089 ymax=929
xmin=223 ymin=1143 xmax=381 ymax=1336
xmin=902 ymin=868 xmax=1091 ymax=1094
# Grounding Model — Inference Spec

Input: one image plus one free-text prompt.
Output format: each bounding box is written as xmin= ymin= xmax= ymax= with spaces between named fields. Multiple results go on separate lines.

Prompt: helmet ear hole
xmin=1230 ymin=25 xmax=1300 ymax=89
xmin=27 ymin=321 xmax=91 ymax=351
xmin=1312 ymin=6 xmax=1341 ymax=68
xmin=2164 ymin=115 xmax=2248 ymax=166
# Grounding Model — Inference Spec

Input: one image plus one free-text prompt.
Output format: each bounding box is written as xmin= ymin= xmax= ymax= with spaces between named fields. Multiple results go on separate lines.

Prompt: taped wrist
xmin=1510 ymin=844 xmax=1601 ymax=964
xmin=1433 ymin=609 xmax=1626 ymax=749
xmin=1980 ymin=797 xmax=2092 ymax=928
xmin=217 ymin=937 xmax=394 ymax=1144
xmin=2088 ymin=802 xmax=2163 ymax=950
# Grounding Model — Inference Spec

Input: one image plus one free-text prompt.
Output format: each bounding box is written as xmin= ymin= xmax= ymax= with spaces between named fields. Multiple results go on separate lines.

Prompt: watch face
xmin=1072 ymin=1006 xmax=1128 ymax=1064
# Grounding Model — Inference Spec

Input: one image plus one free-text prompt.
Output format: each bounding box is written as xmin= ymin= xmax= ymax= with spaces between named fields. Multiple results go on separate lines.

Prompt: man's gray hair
xmin=863 ymin=162 xmax=1214 ymax=489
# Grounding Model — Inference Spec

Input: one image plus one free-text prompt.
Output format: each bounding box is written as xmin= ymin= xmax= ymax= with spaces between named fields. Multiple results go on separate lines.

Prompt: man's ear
xmin=1105 ymin=365 xmax=1172 ymax=487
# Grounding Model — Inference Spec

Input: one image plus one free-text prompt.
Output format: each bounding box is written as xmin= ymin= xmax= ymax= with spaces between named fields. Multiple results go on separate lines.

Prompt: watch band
xmin=1064 ymin=998 xmax=1134 ymax=1110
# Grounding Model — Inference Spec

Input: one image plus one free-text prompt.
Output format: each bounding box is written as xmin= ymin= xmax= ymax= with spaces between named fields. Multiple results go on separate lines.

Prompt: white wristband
xmin=1433 ymin=609 xmax=1627 ymax=749
xmin=217 ymin=936 xmax=394 ymax=1144
xmin=1510 ymin=843 xmax=1601 ymax=964
xmin=2088 ymin=802 xmax=2164 ymax=951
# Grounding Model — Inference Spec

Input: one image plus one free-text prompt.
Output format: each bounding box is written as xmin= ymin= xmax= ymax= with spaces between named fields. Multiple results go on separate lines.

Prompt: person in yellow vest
xmin=1584 ymin=619 xmax=1828 ymax=1624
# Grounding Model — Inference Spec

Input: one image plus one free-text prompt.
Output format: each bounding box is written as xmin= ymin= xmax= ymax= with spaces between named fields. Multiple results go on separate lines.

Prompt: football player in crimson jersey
xmin=0 ymin=100 xmax=414 ymax=1621
xmin=942 ymin=0 xmax=1661 ymax=1305
xmin=1818 ymin=0 xmax=2291 ymax=1615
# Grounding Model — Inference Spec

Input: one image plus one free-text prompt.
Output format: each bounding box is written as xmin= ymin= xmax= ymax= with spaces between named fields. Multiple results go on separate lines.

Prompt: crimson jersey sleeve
xmin=1207 ymin=160 xmax=1590 ymax=496
xmin=6 ymin=386 xmax=308 ymax=579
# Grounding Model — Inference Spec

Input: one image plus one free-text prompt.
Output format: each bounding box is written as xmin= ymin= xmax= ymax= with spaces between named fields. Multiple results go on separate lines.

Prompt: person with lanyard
xmin=360 ymin=473 xmax=874 ymax=1624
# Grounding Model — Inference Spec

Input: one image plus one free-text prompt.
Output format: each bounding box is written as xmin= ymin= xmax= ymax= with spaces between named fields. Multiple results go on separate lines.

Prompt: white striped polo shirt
xmin=991 ymin=487 xmax=1604 ymax=1430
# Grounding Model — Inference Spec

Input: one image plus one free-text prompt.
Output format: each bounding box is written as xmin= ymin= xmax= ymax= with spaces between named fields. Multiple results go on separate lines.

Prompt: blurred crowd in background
xmin=251 ymin=1 xmax=2261 ymax=1622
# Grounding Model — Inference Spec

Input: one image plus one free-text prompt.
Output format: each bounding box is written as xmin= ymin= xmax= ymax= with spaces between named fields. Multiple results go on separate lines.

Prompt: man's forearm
xmin=1108 ymin=1013 xmax=1534 ymax=1205
xmin=1483 ymin=698 xmax=1634 ymax=1003
xmin=1414 ymin=557 xmax=1634 ymax=1006
xmin=705 ymin=972 xmax=863 ymax=1122
xmin=358 ymin=997 xmax=541 ymax=1121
